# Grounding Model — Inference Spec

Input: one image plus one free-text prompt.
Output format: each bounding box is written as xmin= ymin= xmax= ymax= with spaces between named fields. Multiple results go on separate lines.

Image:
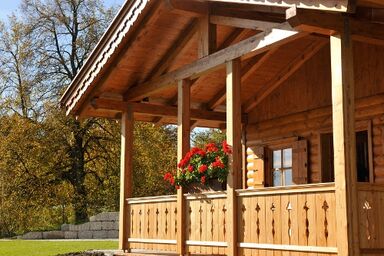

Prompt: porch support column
xmin=177 ymin=79 xmax=191 ymax=256
xmin=119 ymin=107 xmax=134 ymax=251
xmin=330 ymin=17 xmax=360 ymax=256
xmin=226 ymin=58 xmax=242 ymax=256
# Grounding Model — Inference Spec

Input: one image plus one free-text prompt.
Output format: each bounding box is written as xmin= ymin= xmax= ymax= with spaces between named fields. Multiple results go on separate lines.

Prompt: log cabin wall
xmin=246 ymin=41 xmax=384 ymax=185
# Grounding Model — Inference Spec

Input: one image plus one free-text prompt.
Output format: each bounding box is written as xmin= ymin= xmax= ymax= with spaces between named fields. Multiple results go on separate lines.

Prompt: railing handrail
xmin=236 ymin=182 xmax=335 ymax=197
xmin=126 ymin=182 xmax=336 ymax=203
xmin=126 ymin=194 xmax=177 ymax=204
xmin=357 ymin=182 xmax=384 ymax=191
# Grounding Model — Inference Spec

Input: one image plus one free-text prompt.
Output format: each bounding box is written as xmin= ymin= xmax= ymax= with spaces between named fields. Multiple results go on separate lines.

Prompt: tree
xmin=18 ymin=0 xmax=117 ymax=223
xmin=0 ymin=16 xmax=48 ymax=119
xmin=0 ymin=0 xmax=178 ymax=236
xmin=192 ymin=128 xmax=226 ymax=148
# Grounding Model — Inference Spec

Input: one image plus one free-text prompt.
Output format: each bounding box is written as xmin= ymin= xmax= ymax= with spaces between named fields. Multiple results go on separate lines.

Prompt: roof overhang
xmin=60 ymin=0 xmax=382 ymax=122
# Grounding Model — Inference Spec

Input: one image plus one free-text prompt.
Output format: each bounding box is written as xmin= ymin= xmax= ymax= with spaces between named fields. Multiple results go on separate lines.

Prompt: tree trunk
xmin=69 ymin=120 xmax=88 ymax=223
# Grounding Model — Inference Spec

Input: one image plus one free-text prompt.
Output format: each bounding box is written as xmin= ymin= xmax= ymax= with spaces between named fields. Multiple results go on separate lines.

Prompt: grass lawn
xmin=0 ymin=240 xmax=118 ymax=256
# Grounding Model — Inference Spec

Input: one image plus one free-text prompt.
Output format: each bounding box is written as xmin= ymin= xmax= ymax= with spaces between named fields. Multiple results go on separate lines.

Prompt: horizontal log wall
xmin=247 ymin=94 xmax=384 ymax=183
xmin=247 ymin=41 xmax=384 ymax=184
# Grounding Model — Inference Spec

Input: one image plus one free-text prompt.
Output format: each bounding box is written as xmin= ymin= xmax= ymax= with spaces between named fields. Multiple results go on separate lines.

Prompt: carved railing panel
xmin=126 ymin=184 xmax=339 ymax=255
xmin=237 ymin=183 xmax=337 ymax=252
xmin=185 ymin=192 xmax=227 ymax=256
xmin=357 ymin=183 xmax=384 ymax=251
xmin=126 ymin=195 xmax=177 ymax=252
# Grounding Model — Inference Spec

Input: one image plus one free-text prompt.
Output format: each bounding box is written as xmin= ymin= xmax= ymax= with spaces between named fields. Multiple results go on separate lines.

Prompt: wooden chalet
xmin=61 ymin=0 xmax=384 ymax=255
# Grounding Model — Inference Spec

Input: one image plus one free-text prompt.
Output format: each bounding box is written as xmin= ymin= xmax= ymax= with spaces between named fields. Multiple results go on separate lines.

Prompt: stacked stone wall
xmin=21 ymin=212 xmax=119 ymax=240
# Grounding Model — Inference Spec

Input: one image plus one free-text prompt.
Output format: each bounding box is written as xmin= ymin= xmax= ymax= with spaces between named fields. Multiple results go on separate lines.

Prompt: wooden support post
xmin=198 ymin=14 xmax=216 ymax=58
xmin=177 ymin=79 xmax=191 ymax=256
xmin=226 ymin=58 xmax=242 ymax=256
xmin=119 ymin=107 xmax=134 ymax=251
xmin=330 ymin=17 xmax=360 ymax=256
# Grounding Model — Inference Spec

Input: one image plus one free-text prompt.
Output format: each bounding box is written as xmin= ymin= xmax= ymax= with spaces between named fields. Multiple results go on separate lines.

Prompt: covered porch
xmin=61 ymin=0 xmax=384 ymax=255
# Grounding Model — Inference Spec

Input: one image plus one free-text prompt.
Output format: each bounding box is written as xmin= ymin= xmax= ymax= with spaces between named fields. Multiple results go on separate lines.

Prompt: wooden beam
xmin=208 ymin=48 xmax=279 ymax=110
xmin=289 ymin=9 xmax=384 ymax=44
xmin=92 ymin=98 xmax=231 ymax=122
xmin=243 ymin=38 xmax=328 ymax=113
xmin=210 ymin=15 xmax=280 ymax=30
xmin=153 ymin=28 xmax=246 ymax=125
xmin=198 ymin=15 xmax=217 ymax=58
xmin=166 ymin=0 xmax=208 ymax=17
xmin=125 ymin=22 xmax=304 ymax=101
xmin=226 ymin=58 xmax=242 ymax=256
xmin=330 ymin=17 xmax=360 ymax=256
xmin=144 ymin=19 xmax=199 ymax=81
xmin=200 ymin=0 xmax=351 ymax=12
xmin=177 ymin=79 xmax=190 ymax=256
xmin=357 ymin=0 xmax=384 ymax=8
xmin=119 ymin=108 xmax=134 ymax=251
xmin=167 ymin=0 xmax=290 ymax=21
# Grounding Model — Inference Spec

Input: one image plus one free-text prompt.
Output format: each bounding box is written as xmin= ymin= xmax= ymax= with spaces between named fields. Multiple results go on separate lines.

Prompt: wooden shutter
xmin=292 ymin=140 xmax=308 ymax=184
xmin=246 ymin=146 xmax=265 ymax=188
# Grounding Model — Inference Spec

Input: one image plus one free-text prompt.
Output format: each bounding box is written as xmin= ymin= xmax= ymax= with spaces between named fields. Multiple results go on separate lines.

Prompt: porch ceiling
xmin=60 ymin=0 xmax=384 ymax=128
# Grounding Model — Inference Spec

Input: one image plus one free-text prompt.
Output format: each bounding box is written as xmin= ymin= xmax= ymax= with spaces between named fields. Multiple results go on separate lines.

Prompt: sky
xmin=0 ymin=0 xmax=125 ymax=21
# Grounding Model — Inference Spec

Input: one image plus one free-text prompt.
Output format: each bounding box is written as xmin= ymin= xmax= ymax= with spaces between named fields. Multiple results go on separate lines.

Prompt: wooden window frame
xmin=264 ymin=138 xmax=298 ymax=187
xmin=318 ymin=119 xmax=374 ymax=184
xmin=270 ymin=147 xmax=293 ymax=187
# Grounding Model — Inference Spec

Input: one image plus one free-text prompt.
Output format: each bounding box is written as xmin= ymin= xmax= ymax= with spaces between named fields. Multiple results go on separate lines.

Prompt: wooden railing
xmin=125 ymin=183 xmax=337 ymax=255
xmin=127 ymin=195 xmax=177 ymax=253
xmin=185 ymin=192 xmax=227 ymax=255
xmin=237 ymin=183 xmax=337 ymax=255
xmin=357 ymin=183 xmax=384 ymax=254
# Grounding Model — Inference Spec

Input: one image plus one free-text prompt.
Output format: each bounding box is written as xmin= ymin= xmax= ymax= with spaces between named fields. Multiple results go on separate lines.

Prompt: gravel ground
xmin=57 ymin=252 xmax=105 ymax=256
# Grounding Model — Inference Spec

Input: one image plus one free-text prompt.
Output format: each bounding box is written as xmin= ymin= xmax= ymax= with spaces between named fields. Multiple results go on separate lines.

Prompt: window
xmin=321 ymin=130 xmax=371 ymax=183
xmin=272 ymin=148 xmax=294 ymax=186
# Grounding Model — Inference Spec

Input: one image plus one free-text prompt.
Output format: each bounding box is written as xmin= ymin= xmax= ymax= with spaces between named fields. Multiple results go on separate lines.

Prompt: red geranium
xmin=222 ymin=140 xmax=232 ymax=154
xmin=199 ymin=164 xmax=208 ymax=173
xmin=205 ymin=142 xmax=218 ymax=152
xmin=165 ymin=141 xmax=231 ymax=189
xmin=212 ymin=157 xmax=225 ymax=168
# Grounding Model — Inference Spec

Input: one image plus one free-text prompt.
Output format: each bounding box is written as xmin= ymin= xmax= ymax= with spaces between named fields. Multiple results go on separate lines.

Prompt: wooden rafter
xmin=243 ymin=37 xmax=328 ymax=113
xmin=218 ymin=28 xmax=249 ymax=50
xmin=154 ymin=28 xmax=247 ymax=125
xmin=207 ymin=47 xmax=279 ymax=110
xmin=75 ymin=0 xmax=164 ymax=116
xmin=124 ymin=23 xmax=304 ymax=102
xmin=91 ymin=98 xmax=244 ymax=122
xmin=143 ymin=19 xmax=199 ymax=81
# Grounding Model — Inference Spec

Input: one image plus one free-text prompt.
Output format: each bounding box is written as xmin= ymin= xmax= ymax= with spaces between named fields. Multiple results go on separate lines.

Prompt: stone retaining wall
xmin=21 ymin=212 xmax=119 ymax=240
